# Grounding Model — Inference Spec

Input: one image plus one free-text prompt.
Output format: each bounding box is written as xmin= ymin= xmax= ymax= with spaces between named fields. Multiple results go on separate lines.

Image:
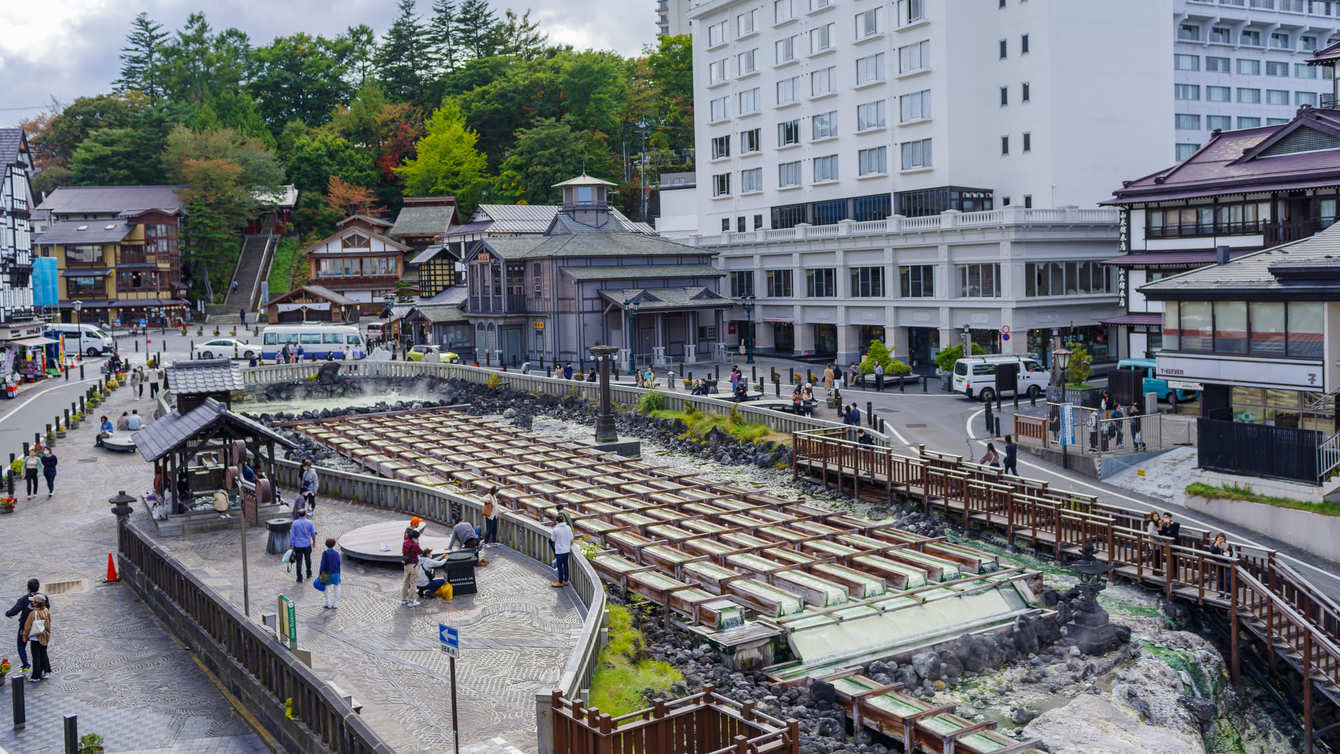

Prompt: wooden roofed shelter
xmin=134 ymin=397 xmax=297 ymax=533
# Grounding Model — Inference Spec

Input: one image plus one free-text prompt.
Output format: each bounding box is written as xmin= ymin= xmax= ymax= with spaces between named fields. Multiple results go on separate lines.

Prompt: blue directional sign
xmin=439 ymin=623 xmax=459 ymax=657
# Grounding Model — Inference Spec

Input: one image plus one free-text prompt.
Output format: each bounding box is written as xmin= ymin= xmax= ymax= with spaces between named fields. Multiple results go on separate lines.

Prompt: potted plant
xmin=45 ymin=428 xmax=56 ymax=446
xmin=0 ymin=497 xmax=15 ymax=514
xmin=78 ymin=733 xmax=105 ymax=754
xmin=0 ymin=657 xmax=10 ymax=680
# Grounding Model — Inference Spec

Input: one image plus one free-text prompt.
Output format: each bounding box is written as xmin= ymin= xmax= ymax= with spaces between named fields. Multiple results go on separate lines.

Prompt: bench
xmin=100 ymin=435 xmax=137 ymax=453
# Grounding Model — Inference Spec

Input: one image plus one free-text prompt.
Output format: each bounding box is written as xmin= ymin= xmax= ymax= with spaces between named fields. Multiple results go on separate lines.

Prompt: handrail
xmin=248 ymin=230 xmax=275 ymax=313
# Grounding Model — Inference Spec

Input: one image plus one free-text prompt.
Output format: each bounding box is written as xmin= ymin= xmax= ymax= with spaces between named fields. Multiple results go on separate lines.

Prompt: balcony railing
xmin=1264 ymin=219 xmax=1332 ymax=245
xmin=1145 ymin=220 xmax=1264 ymax=239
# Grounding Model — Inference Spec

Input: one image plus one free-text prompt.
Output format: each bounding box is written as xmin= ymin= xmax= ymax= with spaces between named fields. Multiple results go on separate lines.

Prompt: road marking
xmin=962 ymin=407 xmax=1340 ymax=585
xmin=0 ymin=373 xmax=106 ymax=418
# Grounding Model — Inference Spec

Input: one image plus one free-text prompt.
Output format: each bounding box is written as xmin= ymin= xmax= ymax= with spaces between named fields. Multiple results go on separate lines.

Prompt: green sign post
xmin=278 ymin=595 xmax=297 ymax=649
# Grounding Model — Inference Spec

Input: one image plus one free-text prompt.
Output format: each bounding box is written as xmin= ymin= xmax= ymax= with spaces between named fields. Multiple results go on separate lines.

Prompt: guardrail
xmin=269 ymin=458 xmax=607 ymax=754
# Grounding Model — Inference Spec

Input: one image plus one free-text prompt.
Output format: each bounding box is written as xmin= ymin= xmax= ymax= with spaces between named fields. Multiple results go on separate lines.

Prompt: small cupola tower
xmin=553 ymin=174 xmax=616 ymax=228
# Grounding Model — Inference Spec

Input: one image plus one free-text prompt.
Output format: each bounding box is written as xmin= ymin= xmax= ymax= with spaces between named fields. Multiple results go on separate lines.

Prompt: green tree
xmin=31 ymin=165 xmax=74 ymax=198
xmin=114 ymin=12 xmax=168 ymax=99
xmin=43 ymin=93 xmax=147 ymax=166
xmin=428 ymin=0 xmax=460 ymax=73
xmin=250 ymin=33 xmax=353 ymax=130
xmin=934 ymin=343 xmax=987 ymax=373
xmin=497 ymin=9 xmax=547 ymax=59
xmin=1066 ymin=345 xmax=1094 ymax=386
xmin=454 ymin=56 xmax=562 ymax=166
xmin=70 ymin=128 xmax=162 ymax=185
xmin=454 ymin=0 xmax=502 ymax=60
xmin=396 ymin=100 xmax=492 ymax=213
xmin=178 ymin=157 xmax=256 ymax=300
xmin=163 ymin=125 xmax=284 ymax=188
xmin=642 ymin=35 xmax=694 ymax=151
xmin=342 ymin=24 xmax=378 ymax=87
xmin=496 ymin=118 xmax=615 ymax=205
xmin=376 ymin=0 xmax=432 ymax=105
xmin=858 ymin=340 xmax=912 ymax=376
xmin=286 ymin=131 xmax=377 ymax=196
xmin=559 ymin=51 xmax=628 ymax=137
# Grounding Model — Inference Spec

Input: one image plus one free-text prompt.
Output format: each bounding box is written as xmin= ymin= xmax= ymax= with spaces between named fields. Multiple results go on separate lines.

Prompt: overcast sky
xmin=0 ymin=0 xmax=658 ymax=127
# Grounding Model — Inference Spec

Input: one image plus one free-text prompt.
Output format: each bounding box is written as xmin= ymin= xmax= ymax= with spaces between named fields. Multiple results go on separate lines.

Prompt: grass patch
xmin=1137 ymin=639 xmax=1219 ymax=699
xmin=647 ymin=405 xmax=782 ymax=445
xmin=266 ymin=236 xmax=302 ymax=298
xmin=1185 ymin=482 xmax=1340 ymax=517
xmin=588 ymin=604 xmax=683 ymax=717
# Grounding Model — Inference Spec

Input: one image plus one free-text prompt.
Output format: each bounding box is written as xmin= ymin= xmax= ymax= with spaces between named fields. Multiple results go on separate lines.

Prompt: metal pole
xmin=11 ymin=676 xmax=23 ymax=730
xmin=240 ymin=511 xmax=251 ymax=618
xmin=64 ymin=714 xmax=78 ymax=754
xmin=450 ymin=655 xmax=460 ymax=754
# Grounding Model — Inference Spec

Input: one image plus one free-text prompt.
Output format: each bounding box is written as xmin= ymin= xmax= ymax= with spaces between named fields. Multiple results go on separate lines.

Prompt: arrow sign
xmin=439 ymin=623 xmax=459 ymax=657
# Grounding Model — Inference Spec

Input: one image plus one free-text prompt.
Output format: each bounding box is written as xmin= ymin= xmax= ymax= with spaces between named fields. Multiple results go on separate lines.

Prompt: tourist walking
xmin=550 ymin=514 xmax=574 ymax=588
xmin=483 ymin=486 xmax=501 ymax=547
xmin=823 ymin=365 xmax=834 ymax=395
xmin=874 ymin=362 xmax=885 ymax=392
xmin=149 ymin=369 xmax=160 ymax=399
xmin=40 ymin=448 xmax=57 ymax=497
xmin=22 ymin=594 xmax=51 ymax=682
xmin=289 ymin=507 xmax=316 ymax=583
xmin=563 ymin=363 xmax=574 ymax=380
xmin=319 ymin=538 xmax=342 ymax=609
xmin=979 ymin=443 xmax=1001 ymax=468
xmin=1129 ymin=402 xmax=1145 ymax=451
xmin=131 ymin=368 xmax=142 ymax=399
xmin=1109 ymin=404 xmax=1125 ymax=448
xmin=402 ymin=529 xmax=424 ymax=606
xmin=22 ymin=448 xmax=39 ymax=498
xmin=1003 ymin=435 xmax=1018 ymax=476
xmin=1086 ymin=409 xmax=1099 ymax=451
xmin=5 ymin=579 xmax=46 ymax=675
xmin=1209 ymin=532 xmax=1235 ymax=598
xmin=300 ymin=459 xmax=319 ymax=513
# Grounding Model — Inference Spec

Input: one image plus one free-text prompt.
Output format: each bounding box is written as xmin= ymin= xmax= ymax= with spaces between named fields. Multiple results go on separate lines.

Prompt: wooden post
xmin=1304 ymin=630 xmax=1314 ymax=754
xmin=1165 ymin=544 xmax=1175 ymax=601
xmin=1230 ymin=567 xmax=1241 ymax=687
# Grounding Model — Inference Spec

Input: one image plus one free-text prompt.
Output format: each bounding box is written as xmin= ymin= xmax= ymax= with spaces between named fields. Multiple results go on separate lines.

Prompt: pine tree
xmin=375 ymin=0 xmax=431 ymax=104
xmin=429 ymin=0 xmax=459 ymax=74
xmin=497 ymin=9 xmax=547 ymax=59
xmin=114 ymin=12 xmax=167 ymax=99
xmin=454 ymin=0 xmax=501 ymax=61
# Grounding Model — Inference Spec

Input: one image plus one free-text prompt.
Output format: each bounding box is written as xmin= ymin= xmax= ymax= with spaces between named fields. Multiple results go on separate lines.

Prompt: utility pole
xmin=637 ymin=118 xmax=650 ymax=223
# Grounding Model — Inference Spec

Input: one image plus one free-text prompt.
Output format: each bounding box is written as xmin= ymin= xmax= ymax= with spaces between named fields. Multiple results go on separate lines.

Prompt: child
xmin=319 ymin=537 xmax=342 ymax=609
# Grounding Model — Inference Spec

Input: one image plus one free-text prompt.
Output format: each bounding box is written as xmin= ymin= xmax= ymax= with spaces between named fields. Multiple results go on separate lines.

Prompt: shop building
xmin=298 ymin=215 xmax=408 ymax=315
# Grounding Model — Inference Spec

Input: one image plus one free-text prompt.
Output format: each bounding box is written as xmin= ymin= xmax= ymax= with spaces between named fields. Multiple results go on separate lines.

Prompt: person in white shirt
xmin=416 ymin=548 xmax=448 ymax=597
xmin=550 ymin=517 xmax=574 ymax=588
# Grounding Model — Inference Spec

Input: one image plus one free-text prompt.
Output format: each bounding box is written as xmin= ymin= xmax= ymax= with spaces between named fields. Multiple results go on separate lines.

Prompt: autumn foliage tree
xmin=325 ymin=175 xmax=384 ymax=217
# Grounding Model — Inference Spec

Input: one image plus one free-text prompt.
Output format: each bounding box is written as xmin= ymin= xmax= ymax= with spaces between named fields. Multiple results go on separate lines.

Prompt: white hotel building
xmin=679 ymin=0 xmax=1340 ymax=367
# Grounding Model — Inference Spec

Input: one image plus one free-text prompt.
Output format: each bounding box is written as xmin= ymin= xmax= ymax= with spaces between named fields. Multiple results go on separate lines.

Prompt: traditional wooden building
xmin=300 ymin=215 xmax=407 ymax=315
xmin=0 ymin=128 xmax=35 ymax=329
xmin=264 ymin=285 xmax=360 ymax=324
xmin=403 ymin=287 xmax=472 ymax=356
xmin=389 ymin=196 xmax=460 ymax=297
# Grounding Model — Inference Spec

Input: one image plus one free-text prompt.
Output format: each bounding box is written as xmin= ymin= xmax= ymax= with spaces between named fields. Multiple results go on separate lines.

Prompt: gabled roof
xmin=553 ymin=173 xmax=615 ymax=188
xmin=39 ymin=185 xmax=186 ymax=215
xmin=0 ymin=128 xmax=27 ymax=167
xmin=1107 ymin=108 xmax=1340 ymax=205
xmin=35 ymin=220 xmax=134 ymax=245
xmin=471 ymin=204 xmax=650 ymax=235
xmin=1307 ymin=40 xmax=1340 ymax=65
xmin=338 ymin=214 xmax=392 ymax=229
xmin=1141 ymin=221 xmax=1340 ymax=300
xmin=389 ymin=198 xmax=458 ymax=238
xmin=133 ymin=397 xmax=297 ymax=462
xmin=597 ymin=286 xmax=733 ymax=311
xmin=166 ymin=359 xmax=247 ymax=395
xmin=407 ymin=303 xmax=469 ymax=323
xmin=301 ymin=226 xmax=411 ymax=256
xmin=266 ymin=284 xmax=359 ymax=307
xmin=420 ymin=286 xmax=467 ymax=305
xmin=474 ymin=229 xmax=704 ymax=260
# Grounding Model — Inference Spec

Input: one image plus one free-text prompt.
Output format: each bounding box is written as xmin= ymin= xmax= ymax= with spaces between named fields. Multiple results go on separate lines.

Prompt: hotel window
xmin=1175 ymin=84 xmax=1200 ymax=100
xmin=809 ymin=23 xmax=835 ymax=54
xmin=813 ymin=154 xmax=839 ymax=181
xmin=1022 ymin=132 xmax=1031 ymax=152
xmin=1301 ymin=34 xmax=1317 ymax=49
xmin=1175 ymin=143 xmax=1200 ymax=160
xmin=721 ymin=219 xmax=730 ymax=232
xmin=1024 ymin=195 xmax=1032 ymax=208
xmin=774 ymin=0 xmax=794 ymax=24
xmin=858 ymin=146 xmax=887 ymax=175
xmin=999 ymin=39 xmax=1007 ymax=58
xmin=775 ymin=35 xmax=797 ymax=64
xmin=1021 ymin=33 xmax=1029 ymax=53
xmin=810 ymin=66 xmax=837 ymax=96
xmin=1297 ymin=63 xmax=1318 ymax=79
xmin=738 ymin=87 xmax=761 ymax=113
xmin=1000 ymin=135 xmax=1009 ymax=155
xmin=1241 ymin=30 xmax=1261 ymax=46
xmin=712 ymin=173 xmax=731 ymax=197
xmin=1025 ymin=261 xmax=1112 ymax=297
xmin=737 ymin=8 xmax=757 ymax=35
xmin=1237 ymin=87 xmax=1261 ymax=103
xmin=778 ymin=119 xmax=801 ymax=145
xmin=1237 ymin=59 xmax=1260 ymax=75
xmin=1179 ymin=23 xmax=1200 ymax=41
xmin=741 ymin=167 xmax=763 ymax=192
xmin=1267 ymin=89 xmax=1289 ymax=105
xmin=730 ymin=270 xmax=754 ymax=297
xmin=901 ymin=138 xmax=932 ymax=169
xmin=1206 ymin=56 xmax=1230 ymax=72
xmin=806 ymin=268 xmax=837 ymax=297
xmin=901 ymin=89 xmax=931 ymax=121
xmin=1000 ymin=86 xmax=1008 ymax=106
xmin=1207 ymin=115 xmax=1231 ymax=131
xmin=850 ymin=266 xmax=885 ymax=297
xmin=707 ymin=20 xmax=727 ymax=46
xmin=1174 ymin=54 xmax=1199 ymax=71
xmin=708 ymin=59 xmax=728 ymax=85
xmin=1207 ymin=85 xmax=1231 ymax=102
xmin=778 ymin=160 xmax=802 ymax=186
xmin=1297 ymin=90 xmax=1319 ymax=106
xmin=956 ymin=263 xmax=1000 ymax=297
xmin=1210 ymin=26 xmax=1230 ymax=44
xmin=809 ymin=0 xmax=831 ymax=10
xmin=1268 ymin=117 xmax=1289 ymax=125
xmin=896 ymin=0 xmax=924 ymax=25
xmin=754 ymin=214 xmax=764 ymax=229
xmin=812 ymin=110 xmax=838 ymax=139
xmin=856 ymin=53 xmax=884 ymax=85
xmin=711 ymin=135 xmax=730 ymax=159
xmin=1175 ymin=113 xmax=1201 ymax=130
xmin=710 ymin=96 xmax=728 ymax=121
xmin=1266 ymin=61 xmax=1289 ymax=77
xmin=737 ymin=48 xmax=758 ymax=75
xmin=855 ymin=7 xmax=882 ymax=38
xmin=857 ymin=100 xmax=886 ymax=129
xmin=1272 ymin=31 xmax=1290 ymax=48
xmin=777 ymin=76 xmax=800 ymax=104
xmin=740 ymin=127 xmax=761 ymax=153
xmin=899 ymin=40 xmax=929 ymax=73
xmin=766 ymin=269 xmax=793 ymax=297
xmin=1021 ymin=82 xmax=1030 ymax=101
xmin=899 ymin=265 xmax=935 ymax=297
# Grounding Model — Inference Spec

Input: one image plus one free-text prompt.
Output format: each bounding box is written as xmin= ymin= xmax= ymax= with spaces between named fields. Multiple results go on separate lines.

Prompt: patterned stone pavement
xmin=0 ymin=383 xmax=264 ymax=753
xmin=143 ymin=498 xmax=585 ymax=754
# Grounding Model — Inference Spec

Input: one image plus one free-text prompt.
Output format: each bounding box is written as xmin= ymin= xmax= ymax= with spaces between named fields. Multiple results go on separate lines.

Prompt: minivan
xmin=1115 ymin=358 xmax=1198 ymax=402
xmin=951 ymin=355 xmax=1049 ymax=401
xmin=44 ymin=323 xmax=115 ymax=356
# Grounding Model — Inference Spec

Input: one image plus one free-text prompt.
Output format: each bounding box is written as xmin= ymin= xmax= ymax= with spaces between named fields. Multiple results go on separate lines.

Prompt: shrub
xmin=637 ymin=390 xmax=665 ymax=414
xmin=933 ymin=343 xmax=986 ymax=373
xmin=484 ymin=374 xmax=502 ymax=389
xmin=856 ymin=340 xmax=913 ymax=376
xmin=1066 ymin=345 xmax=1094 ymax=386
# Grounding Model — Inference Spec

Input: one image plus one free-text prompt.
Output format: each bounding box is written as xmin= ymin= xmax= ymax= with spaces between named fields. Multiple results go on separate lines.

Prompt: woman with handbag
xmin=319 ymin=538 xmax=342 ymax=609
xmin=22 ymin=594 xmax=51 ymax=682
xmin=482 ymin=486 xmax=501 ymax=548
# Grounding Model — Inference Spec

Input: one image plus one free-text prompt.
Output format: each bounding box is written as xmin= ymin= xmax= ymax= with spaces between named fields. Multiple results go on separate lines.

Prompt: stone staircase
xmin=223 ymin=234 xmax=273 ymax=314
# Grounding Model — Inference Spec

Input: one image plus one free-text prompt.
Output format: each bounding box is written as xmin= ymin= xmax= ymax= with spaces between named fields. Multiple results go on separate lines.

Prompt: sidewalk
xmin=0 ymin=381 xmax=264 ymax=754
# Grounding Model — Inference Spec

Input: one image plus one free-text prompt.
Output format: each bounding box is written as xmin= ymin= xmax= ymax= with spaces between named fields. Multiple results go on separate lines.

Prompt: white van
xmin=44 ymin=323 xmax=115 ymax=356
xmin=951 ymin=355 xmax=1049 ymax=401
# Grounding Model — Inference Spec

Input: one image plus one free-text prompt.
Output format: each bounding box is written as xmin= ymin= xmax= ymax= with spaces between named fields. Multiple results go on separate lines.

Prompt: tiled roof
xmin=390 ymin=202 xmax=458 ymax=237
xmin=1140 ymin=222 xmax=1340 ymax=299
xmin=134 ymin=397 xmax=296 ymax=462
xmin=166 ymin=359 xmax=247 ymax=395
xmin=35 ymin=220 xmax=134 ymax=245
xmin=409 ymin=304 xmax=469 ymax=323
xmin=39 ymin=186 xmax=186 ymax=215
xmin=0 ymin=128 xmax=25 ymax=167
xmin=472 ymin=204 xmax=649 ymax=234
xmin=561 ymin=264 xmax=723 ymax=281
xmin=597 ymin=286 xmax=733 ymax=311
xmin=420 ymin=286 xmax=467 ymax=305
xmin=268 ymin=285 xmax=359 ymax=307
xmin=478 ymin=228 xmax=707 ymax=261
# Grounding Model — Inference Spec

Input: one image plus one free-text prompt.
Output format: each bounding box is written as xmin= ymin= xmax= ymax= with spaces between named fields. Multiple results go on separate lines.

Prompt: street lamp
xmin=741 ymin=294 xmax=756 ymax=365
xmin=1053 ymin=346 xmax=1072 ymax=469
xmin=72 ymin=301 xmax=83 ymax=361
xmin=624 ymin=298 xmax=640 ymax=375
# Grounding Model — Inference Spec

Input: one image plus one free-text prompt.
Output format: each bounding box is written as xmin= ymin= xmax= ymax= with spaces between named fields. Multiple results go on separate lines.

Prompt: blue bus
xmin=260 ymin=325 xmax=366 ymax=360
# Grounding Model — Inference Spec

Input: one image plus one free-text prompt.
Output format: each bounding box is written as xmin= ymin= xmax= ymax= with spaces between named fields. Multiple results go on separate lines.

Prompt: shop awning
xmin=1101 ymin=313 xmax=1163 ymax=326
xmin=763 ymin=318 xmax=795 ymax=324
xmin=10 ymin=336 xmax=60 ymax=347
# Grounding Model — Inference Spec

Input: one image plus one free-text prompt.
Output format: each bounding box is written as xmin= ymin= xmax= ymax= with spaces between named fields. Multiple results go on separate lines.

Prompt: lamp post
xmin=624 ymin=298 xmax=640 ymax=375
xmin=72 ymin=300 xmax=82 ymax=359
xmin=1053 ymin=346 xmax=1072 ymax=470
xmin=741 ymin=294 xmax=756 ymax=365
xmin=589 ymin=345 xmax=619 ymax=444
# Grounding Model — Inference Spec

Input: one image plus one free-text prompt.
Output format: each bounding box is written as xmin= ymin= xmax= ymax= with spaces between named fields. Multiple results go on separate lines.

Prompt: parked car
xmin=194 ymin=338 xmax=256 ymax=360
xmin=1115 ymin=358 xmax=1198 ymax=402
xmin=951 ymin=355 xmax=1049 ymax=402
xmin=406 ymin=344 xmax=460 ymax=363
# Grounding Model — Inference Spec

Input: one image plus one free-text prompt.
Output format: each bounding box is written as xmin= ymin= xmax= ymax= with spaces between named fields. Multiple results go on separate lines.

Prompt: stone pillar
xmin=754 ymin=320 xmax=775 ymax=351
xmin=836 ymin=324 xmax=859 ymax=366
xmin=590 ymin=345 xmax=618 ymax=444
xmin=795 ymin=321 xmax=816 ymax=356
xmin=891 ymin=326 xmax=911 ymax=363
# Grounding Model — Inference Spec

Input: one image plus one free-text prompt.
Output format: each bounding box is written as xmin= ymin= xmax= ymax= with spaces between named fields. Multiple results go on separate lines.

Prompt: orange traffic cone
xmin=105 ymin=553 xmax=119 ymax=583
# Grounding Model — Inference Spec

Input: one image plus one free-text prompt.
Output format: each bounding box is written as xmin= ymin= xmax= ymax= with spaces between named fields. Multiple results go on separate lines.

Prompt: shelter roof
xmin=267 ymin=285 xmax=359 ymax=307
xmin=133 ymin=397 xmax=296 ymax=462
xmin=167 ymin=359 xmax=247 ymax=395
xmin=597 ymin=286 xmax=734 ymax=311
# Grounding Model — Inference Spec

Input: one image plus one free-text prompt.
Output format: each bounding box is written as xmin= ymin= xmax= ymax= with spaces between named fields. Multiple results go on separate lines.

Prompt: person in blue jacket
xmin=319 ymin=538 xmax=341 ymax=609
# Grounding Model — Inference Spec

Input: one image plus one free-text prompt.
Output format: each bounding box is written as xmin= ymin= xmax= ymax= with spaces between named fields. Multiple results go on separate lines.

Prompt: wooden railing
xmin=792 ymin=428 xmax=1340 ymax=741
xmin=551 ymin=687 xmax=798 ymax=754
xmin=270 ymin=458 xmax=607 ymax=753
xmin=1012 ymin=414 xmax=1047 ymax=445
xmin=118 ymin=522 xmax=389 ymax=753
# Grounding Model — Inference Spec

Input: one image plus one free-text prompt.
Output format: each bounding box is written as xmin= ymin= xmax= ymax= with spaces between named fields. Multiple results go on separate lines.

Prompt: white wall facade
xmin=1 ymin=154 xmax=34 ymax=324
xmin=659 ymin=0 xmax=694 ymax=37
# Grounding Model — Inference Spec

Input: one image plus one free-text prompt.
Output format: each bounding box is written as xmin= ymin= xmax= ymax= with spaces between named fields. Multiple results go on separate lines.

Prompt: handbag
xmin=319 ymin=571 xmax=330 ymax=584
xmin=29 ymin=616 xmax=44 ymax=635
xmin=282 ymin=548 xmax=293 ymax=564
xmin=313 ymin=578 xmax=326 ymax=592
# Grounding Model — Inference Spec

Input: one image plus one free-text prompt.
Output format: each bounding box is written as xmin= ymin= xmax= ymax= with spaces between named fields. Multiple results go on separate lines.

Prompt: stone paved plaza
xmin=0 ymin=384 xmax=265 ymax=753
xmin=141 ymin=496 xmax=585 ymax=754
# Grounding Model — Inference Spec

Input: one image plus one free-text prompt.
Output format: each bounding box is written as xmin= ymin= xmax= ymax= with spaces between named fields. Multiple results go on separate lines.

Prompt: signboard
xmin=1167 ymin=380 xmax=1203 ymax=391
xmin=1058 ymin=402 xmax=1075 ymax=447
xmin=475 ymin=252 xmax=491 ymax=264
xmin=439 ymin=623 xmax=459 ymax=657
xmin=278 ymin=595 xmax=297 ymax=649
xmin=1157 ymin=351 xmax=1323 ymax=392
xmin=533 ymin=320 xmax=545 ymax=330
xmin=1000 ymin=324 xmax=1011 ymax=343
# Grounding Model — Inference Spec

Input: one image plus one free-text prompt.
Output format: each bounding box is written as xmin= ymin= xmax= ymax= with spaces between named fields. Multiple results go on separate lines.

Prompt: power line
xmin=0 ymin=104 xmax=55 ymax=112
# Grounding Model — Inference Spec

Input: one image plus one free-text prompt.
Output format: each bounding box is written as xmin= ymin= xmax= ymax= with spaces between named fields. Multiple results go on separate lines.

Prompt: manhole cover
xmin=77 ymin=458 xmax=98 ymax=464
xmin=905 ymin=423 xmax=927 ymax=428
xmin=42 ymin=577 xmax=89 ymax=596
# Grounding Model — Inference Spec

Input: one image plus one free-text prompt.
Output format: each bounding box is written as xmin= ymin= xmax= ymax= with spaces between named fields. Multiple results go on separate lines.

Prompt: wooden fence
xmin=551 ymin=687 xmax=798 ymax=754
